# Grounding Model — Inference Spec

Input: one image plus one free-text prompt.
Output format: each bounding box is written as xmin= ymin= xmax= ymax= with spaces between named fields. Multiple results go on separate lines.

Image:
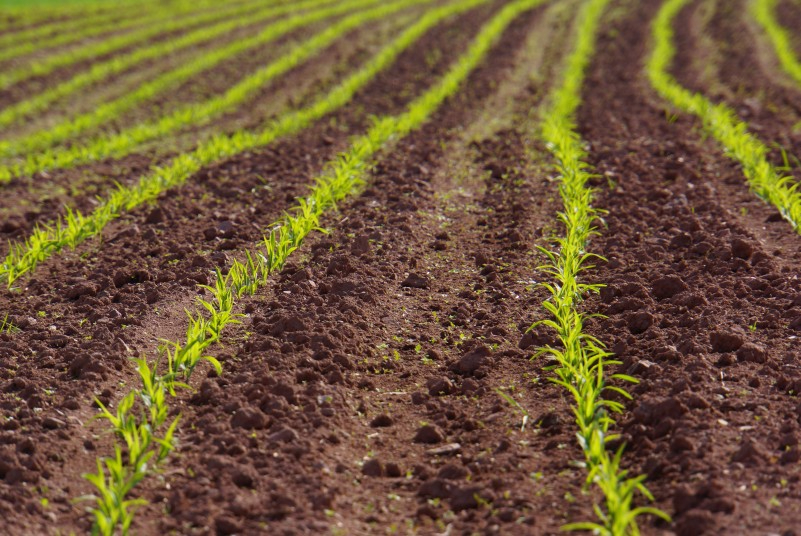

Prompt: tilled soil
xmin=672 ymin=0 xmax=801 ymax=181
xmin=777 ymin=0 xmax=801 ymax=57
xmin=0 ymin=2 xmax=577 ymax=534
xmin=0 ymin=8 xmax=298 ymax=140
xmin=579 ymin=0 xmax=801 ymax=534
xmin=0 ymin=7 xmax=425 ymax=251
xmin=0 ymin=10 xmax=219 ymax=108
xmin=3 ymin=0 xmax=801 ymax=535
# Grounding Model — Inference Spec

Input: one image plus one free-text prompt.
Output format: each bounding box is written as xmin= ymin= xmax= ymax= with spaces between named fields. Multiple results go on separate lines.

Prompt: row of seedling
xmin=648 ymin=0 xmax=801 ymax=233
xmin=0 ymin=0 xmax=333 ymax=129
xmin=752 ymin=0 xmax=801 ymax=91
xmin=0 ymin=0 xmax=491 ymax=286
xmin=533 ymin=0 xmax=669 ymax=532
xmin=81 ymin=1 xmax=544 ymax=532
xmin=0 ymin=0 xmax=241 ymax=69
xmin=0 ymin=0 xmax=203 ymax=31
xmin=0 ymin=0 xmax=290 ymax=94
xmin=0 ymin=0 xmax=389 ymax=166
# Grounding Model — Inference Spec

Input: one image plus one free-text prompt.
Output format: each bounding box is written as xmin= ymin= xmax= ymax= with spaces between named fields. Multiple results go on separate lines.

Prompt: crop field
xmin=2 ymin=0 xmax=801 ymax=534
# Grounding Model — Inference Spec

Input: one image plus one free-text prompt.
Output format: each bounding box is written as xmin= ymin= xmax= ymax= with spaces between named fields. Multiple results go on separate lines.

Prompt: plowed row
xmin=1 ymin=0 xmax=801 ymax=534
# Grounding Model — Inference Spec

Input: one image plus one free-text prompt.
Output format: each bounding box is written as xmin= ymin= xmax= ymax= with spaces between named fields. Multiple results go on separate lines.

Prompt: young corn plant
xmin=81 ymin=1 xmax=543 ymax=530
xmin=752 ymin=0 xmax=801 ymax=91
xmin=534 ymin=0 xmax=669 ymax=533
xmin=0 ymin=0 xmax=493 ymax=288
xmin=649 ymin=0 xmax=801 ymax=233
xmin=0 ymin=0 xmax=236 ymax=42
xmin=0 ymin=0 xmax=324 ymax=129
xmin=83 ymin=357 xmax=179 ymax=536
xmin=83 ymin=447 xmax=148 ymax=536
xmin=0 ymin=313 xmax=19 ymax=334
xmin=0 ymin=0 xmax=289 ymax=91
xmin=0 ymin=0 xmax=400 ymax=164
xmin=0 ymin=0 xmax=234 ymax=71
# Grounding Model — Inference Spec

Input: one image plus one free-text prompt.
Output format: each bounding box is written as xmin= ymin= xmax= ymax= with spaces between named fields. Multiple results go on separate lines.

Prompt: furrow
xmin=0 ymin=0 xmax=395 ymax=170
xmin=0 ymin=0 xmax=297 ymax=94
xmin=0 ymin=0 xmax=488 ymax=285
xmin=533 ymin=0 xmax=669 ymax=532
xmin=669 ymin=0 xmax=801 ymax=177
xmin=0 ymin=0 xmax=188 ymax=52
xmin=127 ymin=3 xmax=593 ymax=532
xmin=0 ymin=0 xmax=339 ymax=130
xmin=578 ymin=0 xmax=801 ymax=532
xmin=0 ymin=0 xmax=174 ymax=26
xmin=0 ymin=1 xmax=488 ymax=530
xmin=0 ymin=11 xmax=421 ymax=242
xmin=648 ymin=0 xmax=801 ymax=232
xmin=77 ymin=1 xmax=543 ymax=533
xmin=0 ymin=0 xmax=253 ymax=66
xmin=753 ymin=0 xmax=801 ymax=90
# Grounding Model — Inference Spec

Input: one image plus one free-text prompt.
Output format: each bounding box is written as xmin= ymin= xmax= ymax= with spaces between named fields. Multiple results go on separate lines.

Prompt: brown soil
xmin=0 ymin=1 xmax=498 ymax=249
xmin=3 ymin=0 xmax=801 ymax=535
xmin=579 ymin=0 xmax=801 ymax=534
xmin=0 ymin=3 xmax=575 ymax=534
xmin=0 ymin=4 xmax=290 ymax=112
xmin=671 ymin=0 xmax=801 ymax=180
xmin=0 ymin=10 xmax=418 ymax=250
xmin=777 ymin=0 xmax=801 ymax=57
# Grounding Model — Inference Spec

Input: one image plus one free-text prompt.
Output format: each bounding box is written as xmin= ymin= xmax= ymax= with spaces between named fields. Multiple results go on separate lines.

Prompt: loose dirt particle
xmin=452 ymin=344 xmax=491 ymax=375
xmin=413 ymin=424 xmax=444 ymax=444
xmin=736 ymin=342 xmax=767 ymax=363
xmin=401 ymin=272 xmax=429 ymax=289
xmin=710 ymin=330 xmax=745 ymax=353
xmin=361 ymin=458 xmax=383 ymax=477
xmin=369 ymin=414 xmax=393 ymax=428
xmin=652 ymin=274 xmax=689 ymax=300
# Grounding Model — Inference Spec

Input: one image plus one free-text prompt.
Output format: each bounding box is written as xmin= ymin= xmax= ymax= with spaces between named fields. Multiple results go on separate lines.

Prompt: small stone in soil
xmin=426 ymin=443 xmax=461 ymax=456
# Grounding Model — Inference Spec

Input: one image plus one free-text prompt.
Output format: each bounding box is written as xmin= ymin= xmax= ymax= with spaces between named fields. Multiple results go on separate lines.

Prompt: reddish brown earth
xmin=579 ymin=0 xmax=801 ymax=534
xmin=671 ymin=0 xmax=801 ymax=182
xmin=2 ymin=0 xmax=801 ymax=535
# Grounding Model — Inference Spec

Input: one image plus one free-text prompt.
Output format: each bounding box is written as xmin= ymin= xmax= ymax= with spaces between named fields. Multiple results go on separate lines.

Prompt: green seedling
xmin=533 ymin=0 xmax=670 ymax=532
xmin=0 ymin=0 xmax=228 ymax=69
xmin=495 ymin=388 xmax=529 ymax=432
xmin=753 ymin=0 xmax=801 ymax=90
xmin=0 ymin=314 xmax=19 ymax=334
xmin=0 ymin=0 xmax=333 ymax=129
xmin=1 ymin=0 xmax=492 ymax=287
xmin=649 ymin=0 xmax=801 ymax=233
xmin=0 ymin=0 xmax=408 ymax=164
xmin=80 ymin=0 xmax=544 ymax=531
